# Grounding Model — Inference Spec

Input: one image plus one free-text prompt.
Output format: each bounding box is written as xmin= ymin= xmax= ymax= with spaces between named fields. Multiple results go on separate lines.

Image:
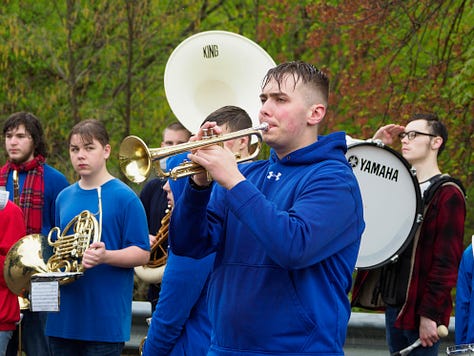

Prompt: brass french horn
xmin=3 ymin=188 xmax=102 ymax=305
xmin=134 ymin=206 xmax=171 ymax=284
xmin=4 ymin=210 xmax=100 ymax=296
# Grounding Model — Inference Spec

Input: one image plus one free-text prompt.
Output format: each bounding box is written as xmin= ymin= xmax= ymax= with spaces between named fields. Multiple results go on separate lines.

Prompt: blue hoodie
xmin=142 ymin=153 xmax=214 ymax=356
xmin=170 ymin=132 xmax=365 ymax=355
xmin=455 ymin=243 xmax=474 ymax=344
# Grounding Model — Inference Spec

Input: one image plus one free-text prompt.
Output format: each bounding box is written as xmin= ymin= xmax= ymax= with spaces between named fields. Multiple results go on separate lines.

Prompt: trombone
xmin=119 ymin=123 xmax=268 ymax=183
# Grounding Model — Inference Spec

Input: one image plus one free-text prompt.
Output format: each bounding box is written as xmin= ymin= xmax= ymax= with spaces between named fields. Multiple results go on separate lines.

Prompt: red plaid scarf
xmin=0 ymin=155 xmax=45 ymax=234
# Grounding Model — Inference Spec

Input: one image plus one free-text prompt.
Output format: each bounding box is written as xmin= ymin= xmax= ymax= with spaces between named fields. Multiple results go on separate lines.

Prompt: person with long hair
xmin=1 ymin=111 xmax=69 ymax=356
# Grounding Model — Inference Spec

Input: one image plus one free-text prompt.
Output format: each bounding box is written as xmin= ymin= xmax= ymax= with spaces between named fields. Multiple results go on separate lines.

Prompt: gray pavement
xmin=345 ymin=312 xmax=456 ymax=355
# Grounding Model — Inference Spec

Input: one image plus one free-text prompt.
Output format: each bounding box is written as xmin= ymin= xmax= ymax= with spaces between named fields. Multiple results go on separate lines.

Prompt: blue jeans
xmin=0 ymin=331 xmax=13 ymax=356
xmin=6 ymin=310 xmax=51 ymax=356
xmin=385 ymin=306 xmax=439 ymax=355
xmin=49 ymin=337 xmax=124 ymax=356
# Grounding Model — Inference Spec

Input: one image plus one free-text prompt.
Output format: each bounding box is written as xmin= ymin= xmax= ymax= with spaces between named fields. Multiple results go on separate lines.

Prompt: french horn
xmin=134 ymin=207 xmax=171 ymax=284
xmin=4 ymin=210 xmax=100 ymax=297
xmin=3 ymin=188 xmax=103 ymax=306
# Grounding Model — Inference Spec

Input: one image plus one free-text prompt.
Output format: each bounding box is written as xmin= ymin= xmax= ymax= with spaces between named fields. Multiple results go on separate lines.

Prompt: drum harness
xmin=353 ymin=174 xmax=466 ymax=309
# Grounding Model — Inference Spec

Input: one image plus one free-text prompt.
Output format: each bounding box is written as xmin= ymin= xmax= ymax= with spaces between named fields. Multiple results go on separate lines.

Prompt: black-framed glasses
xmin=398 ymin=130 xmax=437 ymax=140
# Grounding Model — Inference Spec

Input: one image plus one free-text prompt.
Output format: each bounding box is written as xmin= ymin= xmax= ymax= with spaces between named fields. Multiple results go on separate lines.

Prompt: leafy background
xmin=1 ymin=0 xmax=472 ymax=298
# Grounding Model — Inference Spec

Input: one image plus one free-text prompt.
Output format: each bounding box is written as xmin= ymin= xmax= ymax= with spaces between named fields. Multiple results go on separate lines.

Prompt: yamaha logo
xmin=348 ymin=155 xmax=399 ymax=182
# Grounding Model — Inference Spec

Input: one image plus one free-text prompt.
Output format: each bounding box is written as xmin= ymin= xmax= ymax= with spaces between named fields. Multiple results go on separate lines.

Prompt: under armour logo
xmin=267 ymin=171 xmax=282 ymax=181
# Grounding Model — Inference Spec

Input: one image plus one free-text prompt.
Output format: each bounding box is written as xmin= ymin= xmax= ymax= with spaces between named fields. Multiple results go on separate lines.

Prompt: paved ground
xmin=344 ymin=341 xmax=455 ymax=355
xmin=124 ymin=306 xmax=457 ymax=355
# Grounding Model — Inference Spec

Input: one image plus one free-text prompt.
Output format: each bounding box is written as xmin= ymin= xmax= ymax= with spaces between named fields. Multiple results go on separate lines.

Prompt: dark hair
xmin=3 ymin=112 xmax=48 ymax=157
xmin=262 ymin=61 xmax=330 ymax=106
xmin=165 ymin=122 xmax=191 ymax=136
xmin=408 ymin=113 xmax=447 ymax=155
xmin=68 ymin=119 xmax=109 ymax=147
xmin=201 ymin=106 xmax=253 ymax=132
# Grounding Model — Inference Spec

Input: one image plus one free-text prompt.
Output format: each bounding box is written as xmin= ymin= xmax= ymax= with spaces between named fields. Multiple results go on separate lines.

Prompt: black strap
xmin=422 ymin=174 xmax=466 ymax=206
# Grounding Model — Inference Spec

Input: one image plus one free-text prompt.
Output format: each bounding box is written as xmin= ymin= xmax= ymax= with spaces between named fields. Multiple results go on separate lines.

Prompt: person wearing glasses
xmin=352 ymin=113 xmax=466 ymax=355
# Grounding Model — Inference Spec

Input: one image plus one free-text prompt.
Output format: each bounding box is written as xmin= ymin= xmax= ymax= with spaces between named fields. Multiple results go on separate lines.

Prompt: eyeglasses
xmin=398 ymin=131 xmax=437 ymax=140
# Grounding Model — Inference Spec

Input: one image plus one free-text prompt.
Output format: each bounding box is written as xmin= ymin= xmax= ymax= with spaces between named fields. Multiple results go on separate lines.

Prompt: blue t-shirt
xmin=45 ymin=178 xmax=149 ymax=342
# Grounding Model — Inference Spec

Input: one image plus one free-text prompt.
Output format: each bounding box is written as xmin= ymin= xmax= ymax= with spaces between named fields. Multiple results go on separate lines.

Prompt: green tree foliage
xmin=0 ymin=0 xmax=472 ymax=258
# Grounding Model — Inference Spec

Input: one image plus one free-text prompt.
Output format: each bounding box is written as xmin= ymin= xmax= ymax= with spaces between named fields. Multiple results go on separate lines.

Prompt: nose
xmin=400 ymin=136 xmax=409 ymax=144
xmin=8 ymin=136 xmax=19 ymax=145
xmin=259 ymin=100 xmax=271 ymax=119
xmin=76 ymin=148 xmax=87 ymax=159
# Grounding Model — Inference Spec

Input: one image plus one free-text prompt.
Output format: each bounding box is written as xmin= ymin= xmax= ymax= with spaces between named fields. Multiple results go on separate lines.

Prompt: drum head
xmin=346 ymin=142 xmax=422 ymax=269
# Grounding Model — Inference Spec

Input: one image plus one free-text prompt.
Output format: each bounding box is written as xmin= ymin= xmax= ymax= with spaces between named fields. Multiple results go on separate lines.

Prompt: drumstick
xmin=391 ymin=325 xmax=448 ymax=356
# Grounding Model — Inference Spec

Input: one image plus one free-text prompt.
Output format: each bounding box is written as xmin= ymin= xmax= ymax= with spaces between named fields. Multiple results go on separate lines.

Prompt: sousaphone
xmin=164 ymin=30 xmax=276 ymax=133
xmin=133 ymin=30 xmax=276 ymax=284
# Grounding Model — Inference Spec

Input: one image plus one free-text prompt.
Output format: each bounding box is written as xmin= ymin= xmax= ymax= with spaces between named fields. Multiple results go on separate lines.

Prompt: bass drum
xmin=346 ymin=141 xmax=422 ymax=269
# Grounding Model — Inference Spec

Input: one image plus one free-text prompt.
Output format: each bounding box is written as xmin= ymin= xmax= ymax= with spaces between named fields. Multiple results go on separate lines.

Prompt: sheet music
xmin=0 ymin=189 xmax=9 ymax=210
xmin=30 ymin=280 xmax=59 ymax=312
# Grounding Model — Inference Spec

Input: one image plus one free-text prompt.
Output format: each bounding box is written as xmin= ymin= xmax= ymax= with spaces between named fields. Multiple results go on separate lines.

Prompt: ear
xmin=307 ymin=104 xmax=326 ymax=126
xmin=104 ymin=144 xmax=111 ymax=159
xmin=239 ymin=136 xmax=249 ymax=151
xmin=431 ymin=136 xmax=443 ymax=151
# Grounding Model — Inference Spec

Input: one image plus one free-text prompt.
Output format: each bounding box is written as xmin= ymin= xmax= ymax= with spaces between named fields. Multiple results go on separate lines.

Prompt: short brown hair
xmin=201 ymin=106 xmax=252 ymax=132
xmin=68 ymin=119 xmax=109 ymax=147
xmin=408 ymin=113 xmax=447 ymax=155
xmin=262 ymin=61 xmax=329 ymax=106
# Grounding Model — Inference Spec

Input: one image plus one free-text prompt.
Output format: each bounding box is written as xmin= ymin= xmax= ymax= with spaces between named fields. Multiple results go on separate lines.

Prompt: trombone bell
xmin=119 ymin=123 xmax=268 ymax=183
